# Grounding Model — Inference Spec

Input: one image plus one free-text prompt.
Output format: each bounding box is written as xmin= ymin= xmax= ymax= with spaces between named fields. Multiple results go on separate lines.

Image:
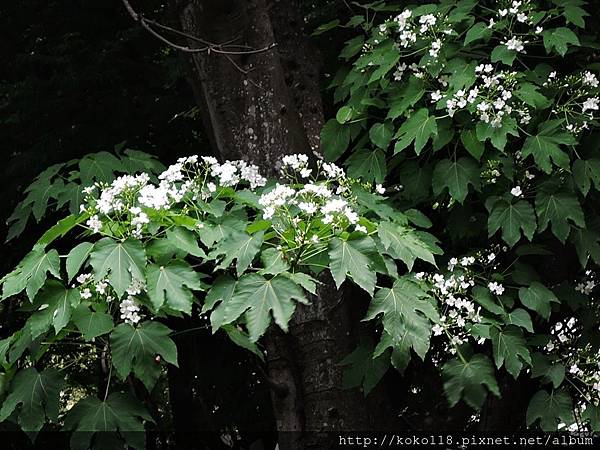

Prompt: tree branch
xmin=121 ymin=0 xmax=276 ymax=56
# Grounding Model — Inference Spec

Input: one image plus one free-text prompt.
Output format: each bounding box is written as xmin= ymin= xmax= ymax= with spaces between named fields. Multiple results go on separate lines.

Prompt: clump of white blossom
xmin=259 ymin=158 xmax=372 ymax=250
xmin=81 ymin=155 xmax=267 ymax=238
xmin=543 ymin=71 xmax=600 ymax=134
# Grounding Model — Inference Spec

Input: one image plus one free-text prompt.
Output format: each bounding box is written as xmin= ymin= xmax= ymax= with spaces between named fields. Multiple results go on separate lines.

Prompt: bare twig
xmin=121 ymin=0 xmax=277 ymax=57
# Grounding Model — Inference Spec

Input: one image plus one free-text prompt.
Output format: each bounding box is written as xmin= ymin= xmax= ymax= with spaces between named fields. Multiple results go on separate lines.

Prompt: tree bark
xmin=169 ymin=1 xmax=371 ymax=447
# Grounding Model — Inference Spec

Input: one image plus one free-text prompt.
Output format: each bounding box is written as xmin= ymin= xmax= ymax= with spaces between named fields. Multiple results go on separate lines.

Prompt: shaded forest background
xmin=3 ymin=1 xmax=600 ymax=449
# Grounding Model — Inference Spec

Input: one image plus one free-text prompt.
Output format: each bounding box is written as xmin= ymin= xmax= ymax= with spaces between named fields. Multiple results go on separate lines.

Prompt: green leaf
xmin=487 ymin=198 xmax=537 ymax=247
xmin=1 ymin=246 xmax=61 ymax=301
xmin=571 ymin=227 xmax=600 ymax=268
xmin=166 ymin=227 xmax=207 ymax=258
xmin=146 ymin=260 xmax=206 ymax=314
xmin=522 ymin=130 xmax=574 ymax=174
xmin=72 ymin=304 xmax=114 ymax=341
xmin=387 ymin=77 xmax=425 ymax=119
xmin=0 ymin=367 xmax=64 ymax=433
xmin=442 ymin=354 xmax=500 ymax=410
xmin=491 ymin=326 xmax=531 ymax=378
xmin=491 ymin=45 xmax=517 ymax=65
xmin=536 ymin=190 xmax=585 ymax=242
xmin=340 ymin=35 xmax=364 ymax=60
xmin=572 ymin=159 xmax=600 ymax=196
xmin=365 ymin=278 xmax=438 ymax=371
xmin=211 ymin=231 xmax=264 ymax=276
xmin=110 ymin=321 xmax=178 ymax=390
xmin=336 ymin=106 xmax=354 ymax=124
xmin=563 ymin=4 xmax=589 ymax=28
xmin=543 ymin=27 xmax=580 ymax=56
xmin=322 ymin=119 xmax=351 ymax=161
xmin=341 ymin=337 xmax=390 ymax=396
xmin=514 ymin=83 xmax=551 ymax=109
xmin=346 ymin=149 xmax=387 ymax=183
xmin=377 ymin=222 xmax=438 ymax=270
xmin=464 ymin=22 xmax=492 ymax=45
xmin=210 ymin=274 xmax=307 ymax=341
xmin=519 ymin=281 xmax=559 ymax=320
xmin=506 ymin=308 xmax=534 ymax=333
xmin=222 ymin=325 xmax=264 ymax=361
xmin=526 ymin=389 xmax=573 ymax=431
xmin=66 ymin=242 xmax=94 ymax=282
xmin=476 ymin=117 xmax=519 ymax=151
xmin=472 ymin=286 xmax=504 ymax=315
xmin=36 ymin=214 xmax=87 ymax=248
xmin=531 ymin=353 xmax=565 ymax=389
xmin=64 ymin=393 xmax=152 ymax=450
xmin=369 ymin=122 xmax=393 ymax=149
xmin=78 ymin=151 xmax=122 ymax=185
xmin=203 ymin=274 xmax=237 ymax=313
xmin=28 ymin=282 xmax=80 ymax=338
xmin=393 ymin=108 xmax=438 ymax=155
xmin=582 ymin=404 xmax=600 ymax=432
xmin=460 ymin=128 xmax=485 ymax=160
xmin=89 ymin=237 xmax=146 ymax=297
xmin=312 ymin=19 xmax=340 ymax=36
xmin=432 ymin=157 xmax=480 ymax=203
xmin=329 ymin=237 xmax=378 ymax=294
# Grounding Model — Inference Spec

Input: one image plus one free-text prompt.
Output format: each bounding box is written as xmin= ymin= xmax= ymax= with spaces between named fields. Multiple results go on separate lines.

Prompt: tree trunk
xmin=169 ymin=0 xmax=371 ymax=447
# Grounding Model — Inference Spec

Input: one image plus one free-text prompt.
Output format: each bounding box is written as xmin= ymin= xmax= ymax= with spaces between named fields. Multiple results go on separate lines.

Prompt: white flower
xmin=504 ymin=37 xmax=525 ymax=52
xmin=393 ymin=63 xmax=407 ymax=81
xmin=430 ymin=90 xmax=443 ymax=103
xmin=487 ymin=253 xmax=496 ymax=263
xmin=510 ymin=186 xmax=523 ymax=197
xmin=80 ymin=288 xmax=92 ymax=299
xmin=375 ymin=184 xmax=386 ymax=194
xmin=488 ymin=282 xmax=505 ymax=296
xmin=300 ymin=168 xmax=312 ymax=178
xmin=298 ymin=202 xmax=318 ymax=215
xmin=95 ymin=281 xmax=108 ymax=295
xmin=583 ymin=71 xmax=599 ymax=88
xmin=499 ymin=9 xmax=508 ymax=17
xmin=355 ymin=225 xmax=368 ymax=233
xmin=281 ymin=154 xmax=309 ymax=171
xmin=448 ymin=257 xmax=458 ymax=271
xmin=86 ymin=215 xmax=102 ymax=233
xmin=582 ymin=97 xmax=599 ymax=114
xmin=322 ymin=162 xmax=345 ymax=179
xmin=120 ymin=296 xmax=142 ymax=325
xmin=76 ymin=273 xmax=91 ymax=284
xmin=159 ymin=163 xmax=184 ymax=183
xmin=535 ymin=26 xmax=543 ymax=34
xmin=432 ymin=324 xmax=444 ymax=336
xmin=259 ymin=184 xmax=296 ymax=219
xmin=517 ymin=12 xmax=528 ymax=23
xmin=126 ymin=278 xmax=145 ymax=296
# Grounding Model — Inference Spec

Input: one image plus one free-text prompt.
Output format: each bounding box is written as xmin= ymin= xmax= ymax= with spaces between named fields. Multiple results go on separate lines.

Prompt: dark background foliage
xmin=4 ymin=1 xmax=600 ymax=448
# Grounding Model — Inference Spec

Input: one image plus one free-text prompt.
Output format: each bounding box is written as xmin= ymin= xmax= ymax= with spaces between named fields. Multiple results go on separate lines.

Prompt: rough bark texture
xmin=173 ymin=0 xmax=322 ymax=174
xmin=170 ymin=1 xmax=370 ymax=447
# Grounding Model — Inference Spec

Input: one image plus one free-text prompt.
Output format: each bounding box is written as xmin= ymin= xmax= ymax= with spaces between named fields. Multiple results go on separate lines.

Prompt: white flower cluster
xmin=74 ymin=273 xmax=114 ymax=303
xmin=120 ymin=297 xmax=142 ymax=325
xmin=377 ymin=8 xmax=454 ymax=80
xmin=497 ymin=1 xmax=534 ymax=25
xmin=81 ymin=155 xmax=267 ymax=237
xmin=422 ymin=270 xmax=481 ymax=352
xmin=544 ymin=71 xmax=600 ymax=134
xmin=258 ymin=158 xmax=365 ymax=234
xmin=545 ymin=315 xmax=600 ymax=405
xmin=281 ymin=154 xmax=312 ymax=178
